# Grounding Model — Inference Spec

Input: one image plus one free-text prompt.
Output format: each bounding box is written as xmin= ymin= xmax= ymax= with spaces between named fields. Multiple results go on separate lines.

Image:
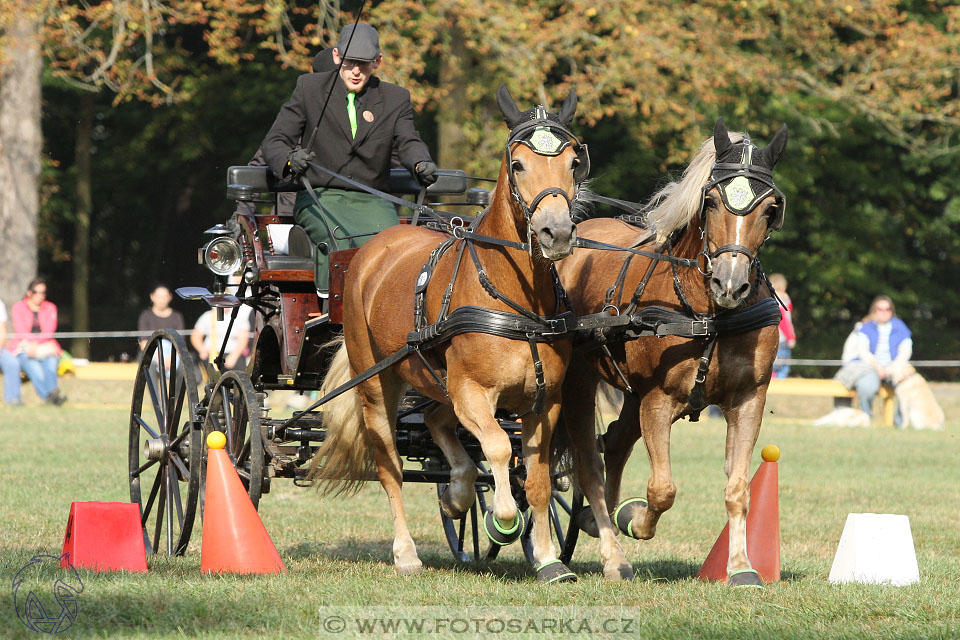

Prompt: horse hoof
xmin=536 ymin=559 xmax=577 ymax=584
xmin=438 ymin=486 xmax=468 ymax=519
xmin=482 ymin=510 xmax=524 ymax=546
xmin=396 ymin=562 xmax=424 ymax=576
xmin=573 ymin=507 xmax=600 ymax=539
xmin=727 ymin=569 xmax=764 ymax=588
xmin=613 ymin=497 xmax=648 ymax=539
xmin=603 ymin=562 xmax=635 ymax=581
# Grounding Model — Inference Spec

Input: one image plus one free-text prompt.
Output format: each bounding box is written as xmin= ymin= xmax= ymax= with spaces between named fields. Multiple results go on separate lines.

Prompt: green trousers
xmin=294 ymin=188 xmax=398 ymax=293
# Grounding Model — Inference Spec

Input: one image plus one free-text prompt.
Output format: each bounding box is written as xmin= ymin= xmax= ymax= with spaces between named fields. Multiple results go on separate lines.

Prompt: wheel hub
xmin=143 ymin=436 xmax=168 ymax=461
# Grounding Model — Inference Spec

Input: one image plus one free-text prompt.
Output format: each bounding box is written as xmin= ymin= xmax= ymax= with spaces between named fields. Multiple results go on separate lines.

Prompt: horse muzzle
xmin=534 ymin=215 xmax=577 ymax=261
xmin=709 ymin=255 xmax=752 ymax=308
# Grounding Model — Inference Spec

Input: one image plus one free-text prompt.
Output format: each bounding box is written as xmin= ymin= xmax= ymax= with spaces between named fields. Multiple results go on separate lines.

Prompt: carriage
xmin=128 ymin=89 xmax=789 ymax=585
xmin=128 ymin=162 xmax=582 ymax=568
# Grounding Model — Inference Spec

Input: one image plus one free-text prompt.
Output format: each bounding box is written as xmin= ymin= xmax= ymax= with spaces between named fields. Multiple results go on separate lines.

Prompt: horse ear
xmin=713 ymin=118 xmax=732 ymax=157
xmin=557 ymin=87 xmax=577 ymax=126
xmin=497 ymin=83 xmax=523 ymax=129
xmin=761 ymin=123 xmax=789 ymax=167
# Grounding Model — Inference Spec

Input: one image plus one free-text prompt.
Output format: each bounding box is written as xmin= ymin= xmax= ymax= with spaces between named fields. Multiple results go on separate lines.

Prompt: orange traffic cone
xmin=697 ymin=444 xmax=780 ymax=584
xmin=201 ymin=431 xmax=286 ymax=574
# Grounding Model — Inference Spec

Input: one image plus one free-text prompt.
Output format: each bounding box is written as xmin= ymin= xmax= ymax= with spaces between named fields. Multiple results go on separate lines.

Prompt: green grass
xmin=1 ymin=378 xmax=959 ymax=638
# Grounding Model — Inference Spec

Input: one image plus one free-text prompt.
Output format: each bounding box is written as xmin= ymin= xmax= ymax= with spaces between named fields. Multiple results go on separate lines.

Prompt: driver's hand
xmin=415 ymin=161 xmax=438 ymax=186
xmin=288 ymin=149 xmax=316 ymax=175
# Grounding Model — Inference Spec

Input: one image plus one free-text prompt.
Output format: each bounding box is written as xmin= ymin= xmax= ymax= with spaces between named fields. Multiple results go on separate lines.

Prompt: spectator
xmin=138 ymin=284 xmax=186 ymax=378
xmin=835 ymin=295 xmax=911 ymax=425
xmin=1 ymin=299 xmax=24 ymax=406
xmin=770 ymin=273 xmax=796 ymax=378
xmin=6 ymin=278 xmax=66 ymax=405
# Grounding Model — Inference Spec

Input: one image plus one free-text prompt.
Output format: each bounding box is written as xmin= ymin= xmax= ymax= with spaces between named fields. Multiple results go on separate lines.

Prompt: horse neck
xmin=469 ymin=161 xmax=558 ymax=315
xmin=669 ymin=213 xmax=715 ymax=313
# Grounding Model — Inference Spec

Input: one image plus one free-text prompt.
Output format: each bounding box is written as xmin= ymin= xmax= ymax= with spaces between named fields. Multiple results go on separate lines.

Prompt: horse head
xmin=702 ymin=118 xmax=787 ymax=308
xmin=497 ymin=84 xmax=589 ymax=261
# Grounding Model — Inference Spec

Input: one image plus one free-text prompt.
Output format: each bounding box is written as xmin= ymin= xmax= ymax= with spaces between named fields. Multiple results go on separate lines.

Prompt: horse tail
xmin=307 ymin=337 xmax=375 ymax=497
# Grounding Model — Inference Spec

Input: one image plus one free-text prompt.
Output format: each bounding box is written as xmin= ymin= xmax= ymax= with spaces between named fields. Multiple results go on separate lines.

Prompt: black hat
xmin=336 ymin=23 xmax=380 ymax=62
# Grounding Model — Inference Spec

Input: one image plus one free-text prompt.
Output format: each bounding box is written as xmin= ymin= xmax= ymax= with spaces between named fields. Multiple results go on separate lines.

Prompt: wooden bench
xmin=767 ymin=377 xmax=896 ymax=427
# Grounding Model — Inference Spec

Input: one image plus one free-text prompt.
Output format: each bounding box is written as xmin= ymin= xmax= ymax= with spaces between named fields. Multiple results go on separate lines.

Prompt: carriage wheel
xmin=128 ymin=330 xmax=202 ymax=556
xmin=437 ymin=462 xmax=502 ymax=564
xmin=202 ymin=370 xmax=266 ymax=511
xmin=521 ymin=485 xmax=583 ymax=567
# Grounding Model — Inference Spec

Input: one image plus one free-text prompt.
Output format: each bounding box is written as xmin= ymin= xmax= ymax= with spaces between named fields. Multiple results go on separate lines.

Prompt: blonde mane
xmin=646 ymin=131 xmax=748 ymax=243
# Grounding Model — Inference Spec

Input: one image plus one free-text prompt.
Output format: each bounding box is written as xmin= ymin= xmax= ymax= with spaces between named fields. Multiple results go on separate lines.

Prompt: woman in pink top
xmin=7 ymin=278 xmax=66 ymax=405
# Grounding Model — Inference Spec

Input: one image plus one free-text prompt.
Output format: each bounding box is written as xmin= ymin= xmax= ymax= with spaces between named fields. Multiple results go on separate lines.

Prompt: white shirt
xmin=0 ymin=300 xmax=7 ymax=324
xmin=193 ymin=307 xmax=252 ymax=356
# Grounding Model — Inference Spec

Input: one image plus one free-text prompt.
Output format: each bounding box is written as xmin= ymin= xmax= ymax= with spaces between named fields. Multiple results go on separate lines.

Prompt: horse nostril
xmin=734 ymin=282 xmax=750 ymax=299
xmin=539 ymin=227 xmax=555 ymax=241
xmin=711 ymin=277 xmax=723 ymax=290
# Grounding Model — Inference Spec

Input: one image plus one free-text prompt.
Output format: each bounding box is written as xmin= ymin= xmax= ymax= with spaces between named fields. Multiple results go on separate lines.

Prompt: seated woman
xmin=7 ymin=278 xmax=66 ymax=405
xmin=834 ymin=295 xmax=910 ymax=425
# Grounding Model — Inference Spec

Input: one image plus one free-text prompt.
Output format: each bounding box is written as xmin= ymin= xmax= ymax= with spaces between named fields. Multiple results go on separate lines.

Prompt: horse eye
xmin=572 ymin=158 xmax=581 ymax=168
xmin=704 ymin=196 xmax=718 ymax=210
xmin=511 ymin=160 xmax=524 ymax=172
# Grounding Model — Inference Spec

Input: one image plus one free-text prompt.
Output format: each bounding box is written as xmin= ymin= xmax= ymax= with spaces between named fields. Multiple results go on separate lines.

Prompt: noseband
xmin=697 ymin=139 xmax=786 ymax=274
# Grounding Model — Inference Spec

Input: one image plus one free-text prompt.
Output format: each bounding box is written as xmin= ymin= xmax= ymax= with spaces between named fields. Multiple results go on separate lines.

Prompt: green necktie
xmin=347 ymin=92 xmax=357 ymax=138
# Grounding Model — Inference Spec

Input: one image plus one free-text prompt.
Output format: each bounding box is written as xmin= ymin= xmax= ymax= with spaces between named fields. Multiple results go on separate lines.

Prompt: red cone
xmin=61 ymin=501 xmax=148 ymax=572
xmin=698 ymin=445 xmax=780 ymax=583
xmin=201 ymin=432 xmax=286 ymax=574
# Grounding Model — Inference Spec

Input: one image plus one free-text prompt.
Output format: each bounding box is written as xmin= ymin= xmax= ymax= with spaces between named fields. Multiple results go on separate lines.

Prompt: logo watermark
xmin=318 ymin=606 xmax=637 ymax=638
xmin=11 ymin=554 xmax=84 ymax=634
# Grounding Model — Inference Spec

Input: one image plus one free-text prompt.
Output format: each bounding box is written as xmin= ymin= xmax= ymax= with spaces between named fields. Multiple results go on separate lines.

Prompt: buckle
xmin=691 ymin=319 xmax=710 ymax=336
xmin=547 ymin=317 xmax=568 ymax=336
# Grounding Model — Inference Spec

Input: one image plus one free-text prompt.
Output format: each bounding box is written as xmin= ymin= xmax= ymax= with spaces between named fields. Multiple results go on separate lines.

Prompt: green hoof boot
xmin=482 ymin=510 xmax=524 ymax=546
xmin=728 ymin=569 xmax=764 ymax=588
xmin=536 ymin=559 xmax=577 ymax=584
xmin=613 ymin=497 xmax=647 ymax=538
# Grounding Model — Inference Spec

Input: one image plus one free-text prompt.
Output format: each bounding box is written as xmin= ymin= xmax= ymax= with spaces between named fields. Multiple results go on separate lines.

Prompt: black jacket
xmin=261 ymin=72 xmax=432 ymax=193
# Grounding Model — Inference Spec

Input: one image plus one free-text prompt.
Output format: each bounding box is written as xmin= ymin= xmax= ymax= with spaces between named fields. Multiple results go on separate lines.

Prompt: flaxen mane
xmin=646 ymin=131 xmax=747 ymax=243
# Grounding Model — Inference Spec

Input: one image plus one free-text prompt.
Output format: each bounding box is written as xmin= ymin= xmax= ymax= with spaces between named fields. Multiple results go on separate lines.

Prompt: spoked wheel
xmin=202 ymin=370 xmax=266 ymax=511
xmin=521 ymin=483 xmax=583 ymax=567
xmin=128 ymin=329 xmax=202 ymax=556
xmin=437 ymin=476 xmax=502 ymax=564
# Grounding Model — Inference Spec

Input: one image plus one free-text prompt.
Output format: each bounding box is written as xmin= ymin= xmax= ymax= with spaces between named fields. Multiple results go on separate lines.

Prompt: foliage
xmin=4 ymin=0 xmax=960 ymax=364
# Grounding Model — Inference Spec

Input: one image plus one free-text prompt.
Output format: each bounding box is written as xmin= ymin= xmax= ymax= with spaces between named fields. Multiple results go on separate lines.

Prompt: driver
xmin=261 ymin=23 xmax=437 ymax=297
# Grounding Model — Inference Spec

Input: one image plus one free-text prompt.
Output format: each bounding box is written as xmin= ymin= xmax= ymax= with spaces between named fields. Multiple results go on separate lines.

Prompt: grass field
xmin=1 ymin=377 xmax=959 ymax=638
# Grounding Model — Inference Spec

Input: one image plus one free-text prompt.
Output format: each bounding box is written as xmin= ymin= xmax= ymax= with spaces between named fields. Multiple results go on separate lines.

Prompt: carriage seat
xmin=263 ymin=224 xmax=315 ymax=271
xmin=226 ymin=165 xmax=468 ymax=200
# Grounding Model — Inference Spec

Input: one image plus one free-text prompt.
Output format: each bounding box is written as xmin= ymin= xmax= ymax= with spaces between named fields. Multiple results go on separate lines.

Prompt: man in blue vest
xmin=261 ymin=23 xmax=437 ymax=295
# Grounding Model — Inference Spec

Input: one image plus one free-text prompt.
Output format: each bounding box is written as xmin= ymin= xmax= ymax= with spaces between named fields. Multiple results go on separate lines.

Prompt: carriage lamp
xmin=203 ymin=236 xmax=243 ymax=276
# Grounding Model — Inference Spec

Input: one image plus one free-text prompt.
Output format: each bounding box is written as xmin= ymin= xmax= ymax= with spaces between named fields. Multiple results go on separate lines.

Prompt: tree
xmin=0 ymin=3 xmax=43 ymax=307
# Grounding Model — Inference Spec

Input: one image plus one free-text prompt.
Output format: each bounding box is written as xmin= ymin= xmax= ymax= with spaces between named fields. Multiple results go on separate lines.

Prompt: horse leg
xmin=722 ymin=399 xmax=764 ymax=585
xmin=448 ymin=381 xmax=519 ymax=528
xmin=562 ymin=365 xmax=633 ymax=579
xmin=602 ymin=393 xmax=642 ymax=528
xmin=626 ymin=399 xmax=677 ymax=540
xmin=423 ymin=402 xmax=478 ymax=517
xmin=521 ymin=397 xmax=576 ymax=582
xmin=358 ymin=371 xmax=422 ymax=575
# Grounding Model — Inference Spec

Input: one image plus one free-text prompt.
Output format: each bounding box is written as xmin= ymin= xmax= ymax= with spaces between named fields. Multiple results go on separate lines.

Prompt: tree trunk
xmin=71 ymin=92 xmax=94 ymax=358
xmin=0 ymin=10 xmax=41 ymax=308
xmin=436 ymin=25 xmax=468 ymax=172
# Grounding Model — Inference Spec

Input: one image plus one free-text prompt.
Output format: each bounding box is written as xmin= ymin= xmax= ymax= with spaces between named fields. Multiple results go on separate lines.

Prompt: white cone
xmin=828 ymin=513 xmax=919 ymax=586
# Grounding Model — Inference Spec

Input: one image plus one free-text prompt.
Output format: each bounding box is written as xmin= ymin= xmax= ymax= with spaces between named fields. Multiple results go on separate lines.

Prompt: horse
xmin=557 ymin=118 xmax=788 ymax=587
xmin=310 ymin=84 xmax=633 ymax=582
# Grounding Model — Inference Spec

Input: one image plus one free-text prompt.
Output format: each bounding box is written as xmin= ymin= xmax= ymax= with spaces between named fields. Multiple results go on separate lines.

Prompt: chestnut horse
xmin=558 ymin=119 xmax=788 ymax=587
xmin=310 ymin=85 xmax=632 ymax=582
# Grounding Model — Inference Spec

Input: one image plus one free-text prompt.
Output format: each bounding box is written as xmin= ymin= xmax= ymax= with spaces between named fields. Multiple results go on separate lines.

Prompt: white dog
xmin=813 ymin=407 xmax=872 ymax=428
xmin=887 ymin=362 xmax=945 ymax=430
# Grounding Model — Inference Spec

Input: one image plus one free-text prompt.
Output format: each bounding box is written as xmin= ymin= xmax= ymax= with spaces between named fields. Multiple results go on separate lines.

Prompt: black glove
xmin=287 ymin=148 xmax=316 ymax=175
xmin=416 ymin=161 xmax=438 ymax=186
